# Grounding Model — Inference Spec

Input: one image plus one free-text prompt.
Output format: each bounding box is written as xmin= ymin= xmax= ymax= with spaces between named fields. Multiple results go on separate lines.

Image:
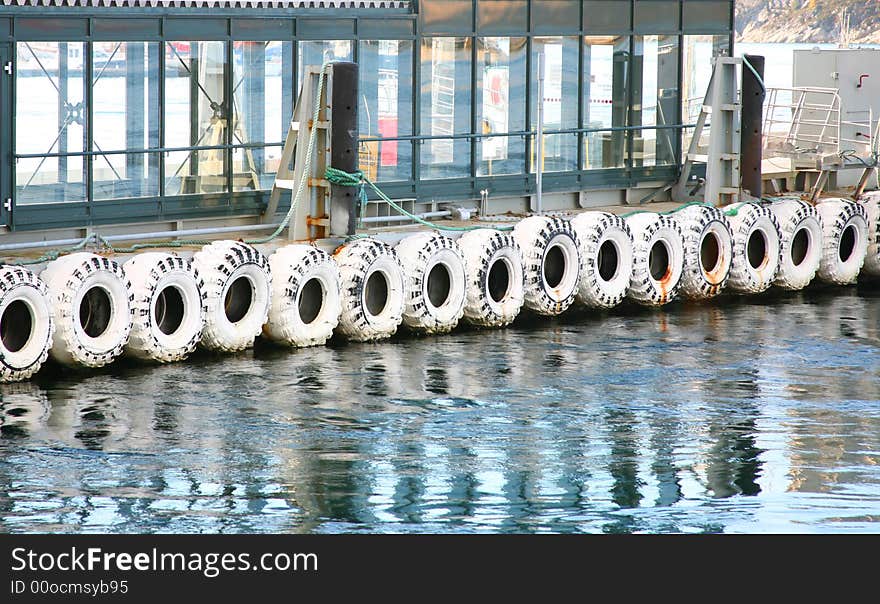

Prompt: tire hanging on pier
xmin=335 ymin=238 xmax=405 ymax=342
xmin=815 ymin=197 xmax=868 ymax=285
xmin=264 ymin=244 xmax=341 ymax=347
xmin=512 ymin=216 xmax=581 ymax=315
xmin=192 ymin=241 xmax=272 ymax=352
xmin=123 ymin=252 xmax=207 ymax=363
xmin=395 ymin=232 xmax=467 ymax=334
xmin=458 ymin=228 xmax=525 ymax=327
xmin=625 ymin=213 xmax=685 ymax=306
xmin=858 ymin=192 xmax=880 ymax=277
xmin=725 ymin=202 xmax=782 ymax=293
xmin=570 ymin=211 xmax=633 ymax=308
xmin=0 ymin=265 xmax=54 ymax=383
xmin=769 ymin=198 xmax=823 ymax=290
xmin=41 ymin=252 xmax=133 ymax=368
xmin=676 ymin=205 xmax=733 ymax=300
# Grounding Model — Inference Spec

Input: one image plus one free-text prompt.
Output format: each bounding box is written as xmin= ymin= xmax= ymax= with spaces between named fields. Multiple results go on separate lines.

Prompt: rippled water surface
xmin=2 ymin=288 xmax=880 ymax=534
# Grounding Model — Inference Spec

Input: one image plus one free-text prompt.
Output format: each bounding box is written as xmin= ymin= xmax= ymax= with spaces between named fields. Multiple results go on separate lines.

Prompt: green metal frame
xmin=0 ymin=0 xmax=733 ymax=232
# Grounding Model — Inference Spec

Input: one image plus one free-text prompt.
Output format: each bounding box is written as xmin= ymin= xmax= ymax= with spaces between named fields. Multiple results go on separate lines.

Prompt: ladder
xmin=262 ymin=68 xmax=332 ymax=240
xmin=673 ymin=57 xmax=742 ymax=206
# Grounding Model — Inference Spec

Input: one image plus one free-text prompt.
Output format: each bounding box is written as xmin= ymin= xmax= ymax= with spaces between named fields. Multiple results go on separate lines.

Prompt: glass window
xmin=358 ymin=40 xmax=414 ymax=182
xmin=632 ymin=35 xmax=680 ymax=167
xmin=583 ymin=35 xmax=630 ymax=169
xmin=164 ymin=41 xmax=228 ymax=195
xmin=298 ymin=40 xmax=352 ymax=90
xmin=92 ymin=42 xmax=161 ymax=200
xmin=531 ymin=36 xmax=579 ymax=173
xmin=476 ymin=37 xmax=526 ymax=176
xmin=420 ymin=37 xmax=471 ymax=180
xmin=232 ymin=41 xmax=292 ymax=192
xmin=15 ymin=42 xmax=87 ymax=204
xmin=682 ymin=35 xmax=729 ymax=151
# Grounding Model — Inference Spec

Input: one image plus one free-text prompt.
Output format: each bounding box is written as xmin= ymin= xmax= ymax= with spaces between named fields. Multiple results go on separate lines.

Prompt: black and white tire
xmin=815 ymin=197 xmax=868 ymax=285
xmin=41 ymin=252 xmax=133 ymax=368
xmin=395 ymin=232 xmax=467 ymax=334
xmin=570 ymin=212 xmax=633 ymax=309
xmin=770 ymin=199 xmax=823 ymax=290
xmin=0 ymin=266 xmax=54 ymax=383
xmin=725 ymin=202 xmax=782 ymax=294
xmin=335 ymin=238 xmax=405 ymax=342
xmin=192 ymin=241 xmax=272 ymax=352
xmin=676 ymin=205 xmax=733 ymax=300
xmin=859 ymin=192 xmax=880 ymax=277
xmin=458 ymin=228 xmax=525 ymax=327
xmin=512 ymin=216 xmax=581 ymax=315
xmin=264 ymin=244 xmax=341 ymax=347
xmin=123 ymin=253 xmax=206 ymax=363
xmin=625 ymin=213 xmax=685 ymax=306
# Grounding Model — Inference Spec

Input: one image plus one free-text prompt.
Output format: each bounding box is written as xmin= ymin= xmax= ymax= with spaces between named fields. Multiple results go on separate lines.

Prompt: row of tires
xmin=1 ymin=194 xmax=879 ymax=383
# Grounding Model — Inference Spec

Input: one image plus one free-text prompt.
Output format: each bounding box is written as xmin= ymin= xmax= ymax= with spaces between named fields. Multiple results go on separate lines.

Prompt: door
xmin=0 ymin=43 xmax=10 ymax=228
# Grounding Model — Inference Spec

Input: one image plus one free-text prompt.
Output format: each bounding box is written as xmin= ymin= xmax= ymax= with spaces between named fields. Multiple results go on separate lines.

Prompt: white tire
xmin=458 ymin=228 xmax=525 ymax=327
xmin=815 ymin=197 xmax=868 ymax=285
xmin=192 ymin=241 xmax=271 ymax=352
xmin=625 ymin=213 xmax=685 ymax=306
xmin=395 ymin=232 xmax=467 ymax=334
xmin=570 ymin=211 xmax=633 ymax=308
xmin=41 ymin=252 xmax=133 ymax=368
xmin=513 ymin=216 xmax=581 ymax=315
xmin=335 ymin=238 xmax=405 ymax=342
xmin=770 ymin=199 xmax=823 ymax=290
xmin=859 ymin=192 xmax=880 ymax=276
xmin=264 ymin=244 xmax=341 ymax=347
xmin=676 ymin=205 xmax=733 ymax=300
xmin=725 ymin=202 xmax=782 ymax=293
xmin=123 ymin=252 xmax=206 ymax=363
xmin=0 ymin=265 xmax=54 ymax=383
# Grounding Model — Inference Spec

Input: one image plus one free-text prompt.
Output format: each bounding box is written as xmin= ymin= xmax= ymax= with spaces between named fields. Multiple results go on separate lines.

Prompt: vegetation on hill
xmin=736 ymin=0 xmax=880 ymax=43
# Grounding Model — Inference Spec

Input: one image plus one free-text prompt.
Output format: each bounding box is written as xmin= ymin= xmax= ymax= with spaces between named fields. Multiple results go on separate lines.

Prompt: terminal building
xmin=0 ymin=0 xmax=734 ymax=241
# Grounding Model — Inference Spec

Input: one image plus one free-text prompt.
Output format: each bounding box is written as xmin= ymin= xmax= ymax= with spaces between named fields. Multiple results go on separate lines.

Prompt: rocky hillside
xmin=737 ymin=0 xmax=880 ymax=44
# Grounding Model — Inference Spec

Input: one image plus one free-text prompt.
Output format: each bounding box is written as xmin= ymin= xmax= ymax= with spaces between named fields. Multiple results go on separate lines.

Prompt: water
xmin=2 ymin=287 xmax=880 ymax=534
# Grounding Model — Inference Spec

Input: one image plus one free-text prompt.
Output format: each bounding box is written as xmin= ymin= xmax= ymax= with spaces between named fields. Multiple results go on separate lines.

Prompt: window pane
xmin=633 ymin=35 xmax=679 ymax=167
xmin=165 ymin=41 xmax=228 ymax=195
xmin=476 ymin=37 xmax=526 ymax=176
xmin=532 ymin=36 xmax=578 ymax=173
xmin=233 ymin=41 xmax=291 ymax=192
xmin=92 ymin=42 xmax=160 ymax=199
xmin=359 ymin=40 xmax=413 ymax=182
xmin=15 ymin=42 xmax=86 ymax=204
xmin=583 ymin=35 xmax=630 ymax=169
xmin=420 ymin=37 xmax=471 ymax=180
xmin=298 ymin=40 xmax=352 ymax=91
xmin=682 ymin=35 xmax=729 ymax=151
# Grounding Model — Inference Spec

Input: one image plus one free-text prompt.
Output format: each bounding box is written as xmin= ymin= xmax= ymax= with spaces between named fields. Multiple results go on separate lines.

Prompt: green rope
xmin=325 ymin=166 xmax=514 ymax=233
xmin=620 ymin=200 xmax=715 ymax=219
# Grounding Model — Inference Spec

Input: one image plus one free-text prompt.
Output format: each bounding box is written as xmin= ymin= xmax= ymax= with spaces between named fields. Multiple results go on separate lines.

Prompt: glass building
xmin=0 ymin=0 xmax=733 ymax=236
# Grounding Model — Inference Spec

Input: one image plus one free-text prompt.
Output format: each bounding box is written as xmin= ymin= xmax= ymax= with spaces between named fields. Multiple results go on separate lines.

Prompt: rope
xmin=741 ymin=56 xmax=766 ymax=95
xmin=619 ymin=201 xmax=715 ymax=219
xmin=325 ymin=167 xmax=514 ymax=233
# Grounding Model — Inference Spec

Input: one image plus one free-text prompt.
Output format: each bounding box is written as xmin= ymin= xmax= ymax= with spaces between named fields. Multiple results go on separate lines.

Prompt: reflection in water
xmin=1 ymin=288 xmax=880 ymax=533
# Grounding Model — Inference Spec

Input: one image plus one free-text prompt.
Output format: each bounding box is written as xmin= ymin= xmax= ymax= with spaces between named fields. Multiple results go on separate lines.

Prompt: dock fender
xmin=815 ymin=198 xmax=868 ymax=285
xmin=676 ymin=205 xmax=733 ymax=300
xmin=459 ymin=229 xmax=525 ymax=327
xmin=41 ymin=252 xmax=133 ymax=368
xmin=725 ymin=202 xmax=782 ymax=293
xmin=625 ymin=213 xmax=685 ymax=306
xmin=0 ymin=266 xmax=54 ymax=383
xmin=395 ymin=232 xmax=467 ymax=334
xmin=570 ymin=211 xmax=633 ymax=308
xmin=770 ymin=199 xmax=823 ymax=290
xmin=264 ymin=244 xmax=341 ymax=347
xmin=123 ymin=252 xmax=206 ymax=363
xmin=192 ymin=241 xmax=271 ymax=352
xmin=859 ymin=192 xmax=880 ymax=276
xmin=513 ymin=216 xmax=581 ymax=316
xmin=335 ymin=238 xmax=405 ymax=342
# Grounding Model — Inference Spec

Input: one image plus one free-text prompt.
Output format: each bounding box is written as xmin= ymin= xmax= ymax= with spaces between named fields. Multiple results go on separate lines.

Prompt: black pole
xmin=741 ymin=54 xmax=765 ymax=199
xmin=330 ymin=61 xmax=359 ymax=237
